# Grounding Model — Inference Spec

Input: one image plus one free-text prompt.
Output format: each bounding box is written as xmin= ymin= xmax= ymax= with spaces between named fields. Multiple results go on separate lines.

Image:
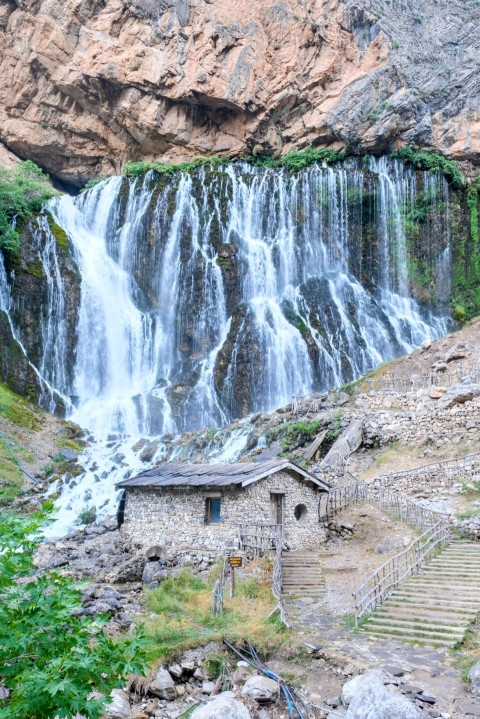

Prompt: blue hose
xmin=0 ymin=428 xmax=41 ymax=485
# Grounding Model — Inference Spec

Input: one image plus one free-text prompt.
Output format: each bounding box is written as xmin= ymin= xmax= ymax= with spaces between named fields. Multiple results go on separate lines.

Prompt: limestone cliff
xmin=0 ymin=0 xmax=479 ymax=186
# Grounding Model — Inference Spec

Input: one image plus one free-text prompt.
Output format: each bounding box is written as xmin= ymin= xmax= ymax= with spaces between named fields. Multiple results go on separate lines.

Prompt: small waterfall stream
xmin=0 ymin=158 xmax=453 ymax=534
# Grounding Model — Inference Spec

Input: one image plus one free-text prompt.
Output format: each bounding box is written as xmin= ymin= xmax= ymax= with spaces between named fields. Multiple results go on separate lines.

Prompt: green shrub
xmin=0 ymin=504 xmax=147 ymax=718
xmin=123 ymin=155 xmax=229 ymax=178
xmin=78 ymin=504 xmax=96 ymax=525
xmin=81 ymin=176 xmax=108 ymax=192
xmin=390 ymin=147 xmax=464 ymax=189
xmin=0 ymin=161 xmax=58 ymax=263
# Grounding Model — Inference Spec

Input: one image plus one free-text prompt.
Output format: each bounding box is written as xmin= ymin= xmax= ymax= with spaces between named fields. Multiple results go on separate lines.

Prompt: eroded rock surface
xmin=0 ymin=0 xmax=479 ymax=185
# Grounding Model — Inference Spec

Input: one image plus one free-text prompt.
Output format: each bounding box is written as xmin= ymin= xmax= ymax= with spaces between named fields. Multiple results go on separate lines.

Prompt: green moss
xmin=25 ymin=259 xmax=43 ymax=279
xmin=46 ymin=213 xmax=68 ymax=250
xmin=368 ymin=101 xmax=394 ymax=125
xmin=123 ymin=155 xmax=229 ymax=178
xmin=246 ymin=146 xmax=346 ymax=172
xmin=0 ymin=382 xmax=43 ymax=431
xmin=391 ymin=147 xmax=464 ymax=189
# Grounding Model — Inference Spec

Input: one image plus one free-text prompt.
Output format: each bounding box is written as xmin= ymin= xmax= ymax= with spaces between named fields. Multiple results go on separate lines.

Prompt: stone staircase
xmin=281 ymin=551 xmax=325 ymax=598
xmin=362 ymin=542 xmax=480 ymax=647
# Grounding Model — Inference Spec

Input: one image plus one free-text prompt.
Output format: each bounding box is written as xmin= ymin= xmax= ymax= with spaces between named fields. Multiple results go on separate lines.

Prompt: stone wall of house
xmin=120 ymin=470 xmax=326 ymax=551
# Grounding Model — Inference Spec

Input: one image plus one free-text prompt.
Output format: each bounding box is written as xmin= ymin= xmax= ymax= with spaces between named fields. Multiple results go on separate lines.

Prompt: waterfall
xmin=0 ymin=158 xmax=453 ymax=535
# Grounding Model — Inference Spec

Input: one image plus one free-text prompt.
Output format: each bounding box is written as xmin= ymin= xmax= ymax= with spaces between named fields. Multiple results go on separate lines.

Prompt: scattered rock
xmin=421 ymin=340 xmax=432 ymax=351
xmin=444 ymin=341 xmax=473 ymax=363
xmin=61 ymin=448 xmax=78 ymax=462
xmin=102 ymin=689 xmax=131 ymax=719
xmin=469 ymin=659 xmax=480 ymax=691
xmin=148 ymin=667 xmax=176 ymax=700
xmin=428 ymin=387 xmax=446 ymax=399
xmin=140 ymin=440 xmax=158 ymax=462
xmin=242 ymin=675 xmax=278 ymax=703
xmin=437 ymin=380 xmax=480 ymax=408
xmin=342 ymin=671 xmax=429 ymax=718
xmin=191 ymin=692 xmax=252 ymax=718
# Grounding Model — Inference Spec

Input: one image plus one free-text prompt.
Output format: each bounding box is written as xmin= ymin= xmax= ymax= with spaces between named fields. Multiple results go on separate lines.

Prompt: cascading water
xmin=0 ymin=158 xmax=453 ymax=535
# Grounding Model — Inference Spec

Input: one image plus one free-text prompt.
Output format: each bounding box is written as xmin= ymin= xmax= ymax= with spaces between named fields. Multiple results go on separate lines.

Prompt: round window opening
xmin=294 ymin=504 xmax=308 ymax=523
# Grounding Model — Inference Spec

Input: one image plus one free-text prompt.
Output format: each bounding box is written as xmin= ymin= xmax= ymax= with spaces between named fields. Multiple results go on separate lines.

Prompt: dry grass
xmin=144 ymin=566 xmax=288 ymax=664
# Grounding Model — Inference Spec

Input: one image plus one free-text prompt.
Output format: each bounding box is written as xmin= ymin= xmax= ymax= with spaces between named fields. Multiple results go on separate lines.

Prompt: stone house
xmin=116 ymin=459 xmax=330 ymax=551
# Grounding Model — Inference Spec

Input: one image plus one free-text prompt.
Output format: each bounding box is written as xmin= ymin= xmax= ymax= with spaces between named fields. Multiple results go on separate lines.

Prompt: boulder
xmin=444 ymin=341 xmax=473 ymax=363
xmin=242 ymin=675 xmax=278 ymax=703
xmin=61 ymin=448 xmax=78 ymax=462
xmin=232 ymin=665 xmax=254 ymax=684
xmin=420 ymin=340 xmax=432 ymax=351
xmin=428 ymin=387 xmax=446 ymax=399
xmin=132 ymin=712 xmax=149 ymax=719
xmin=140 ymin=440 xmax=158 ymax=462
xmin=191 ymin=692 xmax=252 ymax=718
xmin=469 ymin=659 xmax=480 ymax=691
xmin=142 ymin=561 xmax=169 ymax=584
xmin=0 ymin=686 xmax=10 ymax=699
xmin=431 ymin=361 xmax=447 ymax=372
xmin=102 ymin=689 xmax=131 ymax=719
xmin=342 ymin=671 xmax=429 ymax=718
xmin=437 ymin=380 xmax=480 ymax=409
xmin=148 ymin=667 xmax=176 ymax=700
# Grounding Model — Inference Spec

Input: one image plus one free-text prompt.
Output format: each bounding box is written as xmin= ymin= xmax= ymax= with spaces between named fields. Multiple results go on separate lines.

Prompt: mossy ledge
xmin=45 ymin=212 xmax=68 ymax=251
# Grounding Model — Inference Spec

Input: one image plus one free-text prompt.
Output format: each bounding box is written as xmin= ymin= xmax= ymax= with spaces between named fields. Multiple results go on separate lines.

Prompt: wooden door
xmin=270 ymin=493 xmax=284 ymax=525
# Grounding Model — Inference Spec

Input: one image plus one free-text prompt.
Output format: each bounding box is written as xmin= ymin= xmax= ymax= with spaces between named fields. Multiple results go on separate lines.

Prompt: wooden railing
xmin=373 ymin=452 xmax=480 ymax=493
xmin=237 ymin=522 xmax=290 ymax=627
xmin=365 ymin=364 xmax=480 ymax=393
xmin=353 ymin=517 xmax=450 ymax=625
xmin=236 ymin=522 xmax=282 ymax=556
xmin=319 ymin=482 xmax=445 ymax=530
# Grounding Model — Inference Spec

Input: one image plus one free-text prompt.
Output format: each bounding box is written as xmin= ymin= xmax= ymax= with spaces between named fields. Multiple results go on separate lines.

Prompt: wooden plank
xmin=303 ymin=429 xmax=328 ymax=461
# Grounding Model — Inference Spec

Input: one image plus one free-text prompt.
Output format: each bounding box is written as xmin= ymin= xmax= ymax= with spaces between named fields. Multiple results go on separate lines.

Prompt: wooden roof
xmin=115 ymin=459 xmax=330 ymax=491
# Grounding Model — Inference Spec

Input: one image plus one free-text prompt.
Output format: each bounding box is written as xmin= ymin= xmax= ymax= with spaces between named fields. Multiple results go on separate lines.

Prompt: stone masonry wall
xmin=120 ymin=470 xmax=326 ymax=551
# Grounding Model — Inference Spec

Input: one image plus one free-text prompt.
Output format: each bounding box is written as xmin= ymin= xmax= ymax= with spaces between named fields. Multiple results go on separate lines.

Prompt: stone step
xmin=365 ymin=616 xmax=466 ymax=636
xmin=404 ymin=580 xmax=480 ymax=594
xmin=363 ymin=620 xmax=464 ymax=641
xmin=392 ymin=592 xmax=480 ymax=607
xmin=387 ymin=599 xmax=478 ymax=614
xmin=362 ymin=630 xmax=459 ymax=648
xmin=375 ymin=608 xmax=472 ymax=626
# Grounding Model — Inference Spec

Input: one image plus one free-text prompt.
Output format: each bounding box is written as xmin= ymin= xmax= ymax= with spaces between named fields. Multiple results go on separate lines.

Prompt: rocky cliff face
xmin=0 ymin=0 xmax=478 ymax=186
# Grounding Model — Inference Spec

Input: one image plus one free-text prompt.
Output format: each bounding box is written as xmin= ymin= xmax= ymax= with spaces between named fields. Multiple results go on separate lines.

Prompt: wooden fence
xmin=236 ymin=522 xmax=282 ymax=556
xmin=319 ymin=482 xmax=446 ymax=530
xmin=237 ymin=522 xmax=290 ymax=627
xmin=352 ymin=517 xmax=450 ymax=625
xmin=373 ymin=451 xmax=480 ymax=493
xmin=365 ymin=364 xmax=480 ymax=393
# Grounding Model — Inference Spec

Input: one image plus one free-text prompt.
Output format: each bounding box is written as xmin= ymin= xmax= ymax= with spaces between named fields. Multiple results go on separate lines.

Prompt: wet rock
xmin=102 ymin=689 xmax=131 ymax=719
xmin=61 ymin=448 xmax=78 ymax=462
xmin=140 ymin=441 xmax=158 ymax=462
xmin=191 ymin=692 xmax=252 ymax=718
xmin=148 ymin=667 xmax=176 ymax=700
xmin=242 ymin=675 xmax=278 ymax=703
xmin=112 ymin=453 xmax=126 ymax=464
xmin=132 ymin=439 xmax=147 ymax=452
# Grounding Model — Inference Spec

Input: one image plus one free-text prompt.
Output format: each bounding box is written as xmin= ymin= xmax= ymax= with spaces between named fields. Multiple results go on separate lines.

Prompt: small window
xmin=206 ymin=497 xmax=221 ymax=524
xmin=294 ymin=504 xmax=308 ymax=523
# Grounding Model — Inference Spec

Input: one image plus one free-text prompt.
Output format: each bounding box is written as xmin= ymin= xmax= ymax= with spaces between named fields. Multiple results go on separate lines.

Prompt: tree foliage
xmin=0 ymin=161 xmax=58 ymax=262
xmin=0 ymin=503 xmax=147 ymax=719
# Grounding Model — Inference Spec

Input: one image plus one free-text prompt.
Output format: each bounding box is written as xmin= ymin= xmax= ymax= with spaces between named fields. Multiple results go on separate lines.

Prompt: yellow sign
xmin=228 ymin=556 xmax=243 ymax=568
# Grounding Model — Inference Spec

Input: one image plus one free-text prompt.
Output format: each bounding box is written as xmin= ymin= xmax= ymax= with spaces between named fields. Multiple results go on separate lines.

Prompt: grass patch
xmin=144 ymin=569 xmax=288 ymax=663
xmin=0 ymin=382 xmax=43 ymax=431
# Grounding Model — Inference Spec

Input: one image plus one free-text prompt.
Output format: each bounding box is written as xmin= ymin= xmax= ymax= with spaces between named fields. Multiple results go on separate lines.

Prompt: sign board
xmin=228 ymin=556 xmax=243 ymax=568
